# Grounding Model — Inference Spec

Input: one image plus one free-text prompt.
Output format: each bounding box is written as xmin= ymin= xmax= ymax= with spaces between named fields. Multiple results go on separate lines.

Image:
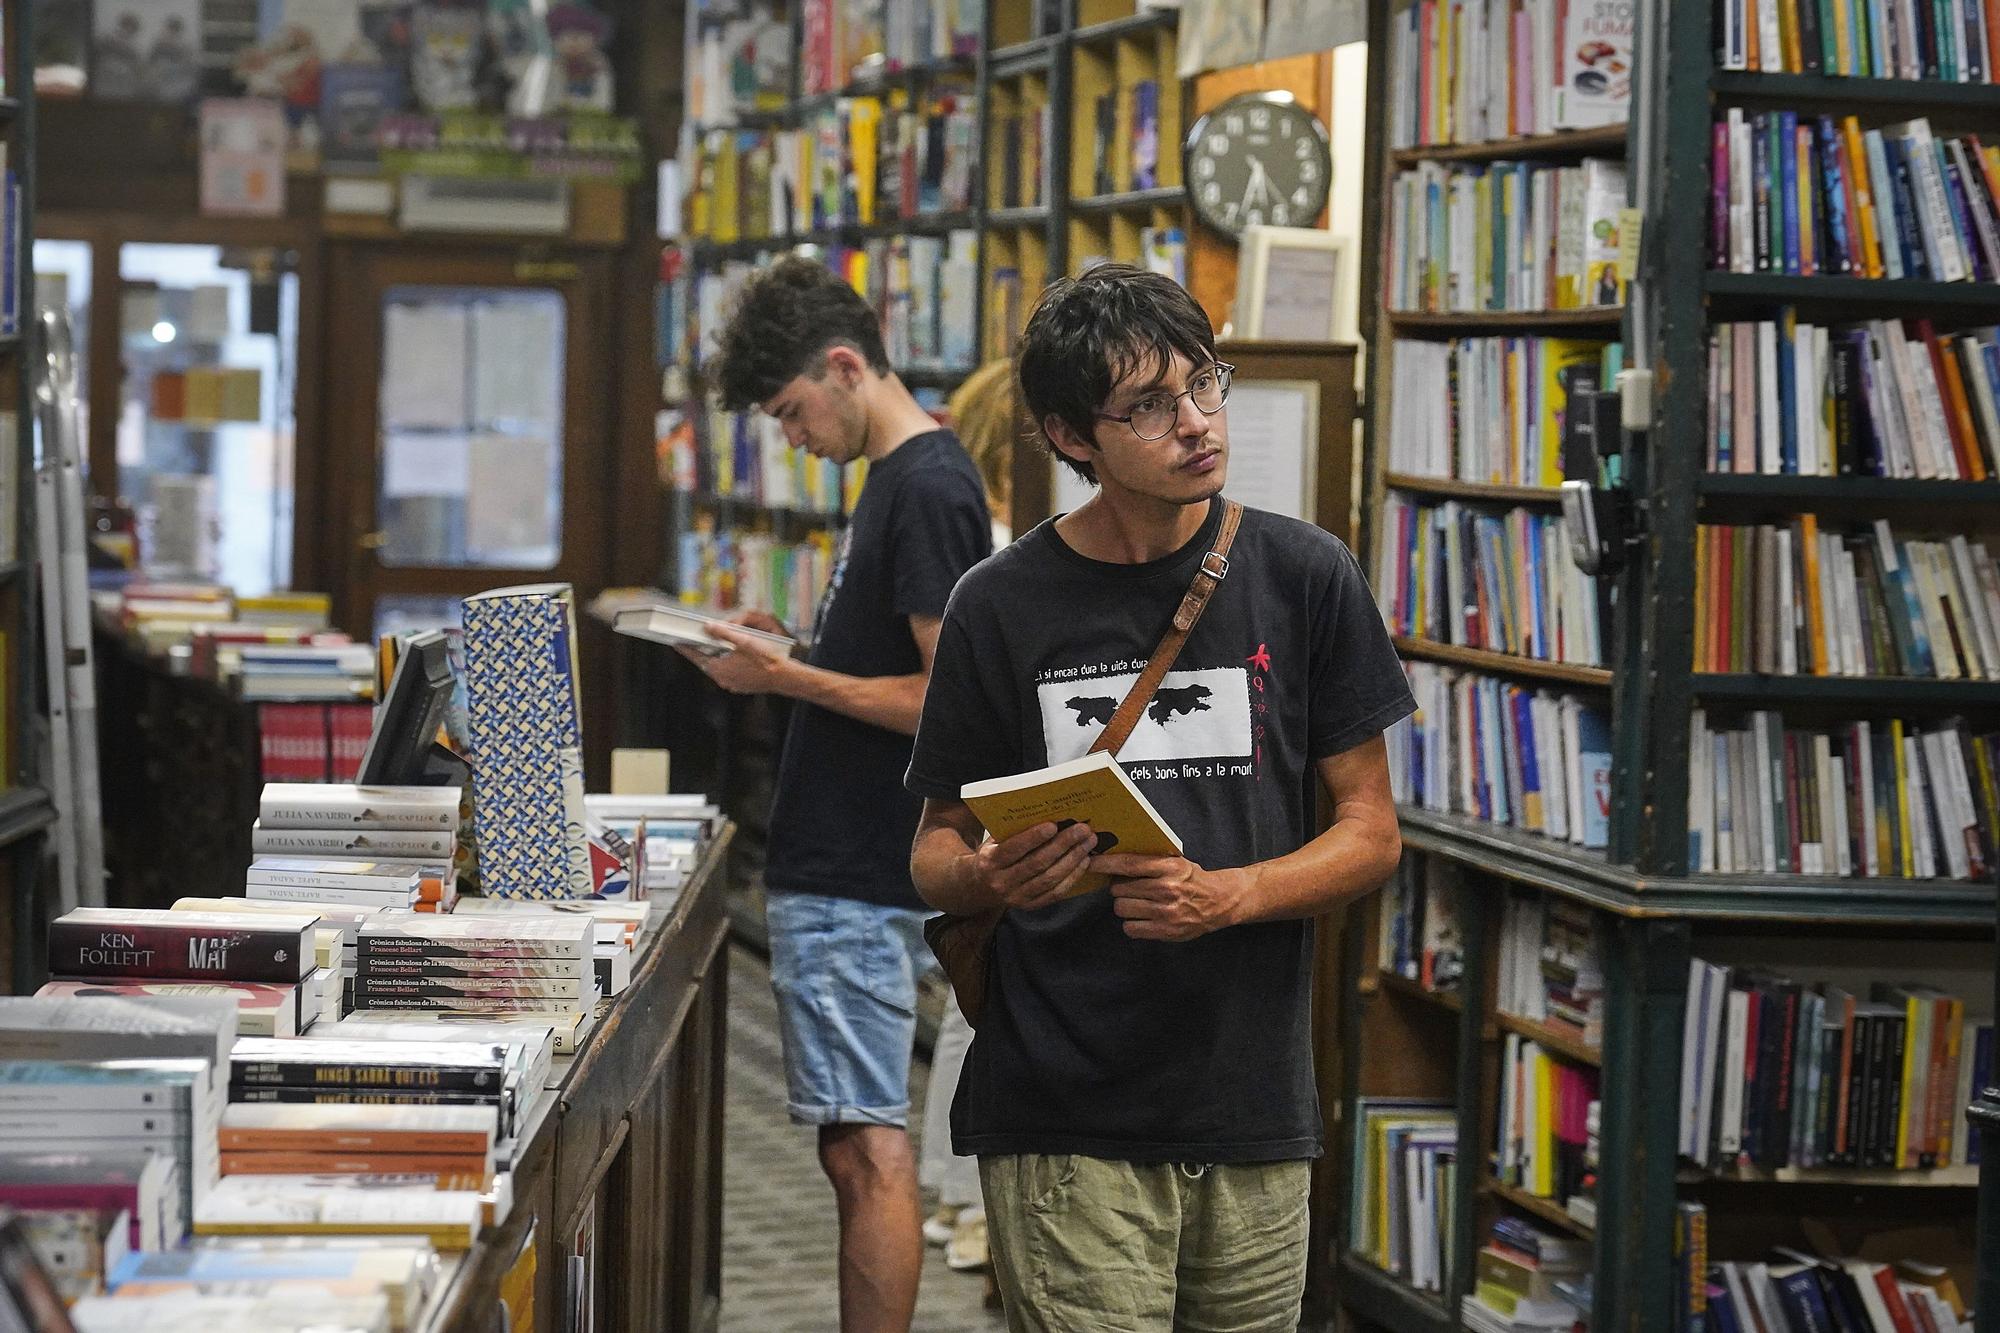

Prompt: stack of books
xmin=1460 ymin=1218 xmax=1590 ymax=1332
xmin=1696 ymin=518 xmax=2000 ymax=681
xmin=217 ymin=1102 xmax=498 ymax=1190
xmin=448 ymin=897 xmax=644 ymax=1001
xmin=1495 ymin=1034 xmax=1600 ymax=1203
xmin=316 ymin=1017 xmax=557 ymax=1110
xmin=1687 ymin=712 xmax=1999 ymax=879
xmin=1705 ymin=316 xmax=2000 ymax=479
xmin=247 ymin=784 xmax=464 ymax=914
xmin=88 ymin=1243 xmax=439 ymax=1332
xmin=1717 ymin=0 xmax=2000 ymax=80
xmin=1388 ymin=0 xmax=1634 ymax=148
xmin=171 ymin=898 xmax=369 ymax=1024
xmin=1497 ymin=892 xmax=1607 ymax=1047
xmin=1376 ymin=495 xmax=1608 ymax=667
xmin=98 ymin=583 xmax=234 ymax=655
xmin=69 ymin=1289 xmax=398 ymax=1331
xmin=230 ymin=643 xmax=377 ymax=703
xmin=1349 ymin=1097 xmax=1457 ymax=1292
xmin=1711 ymin=112 xmax=2000 ymax=282
xmin=37 ymin=907 xmax=332 ymax=1038
xmin=352 ymin=915 xmax=595 ymax=1024
xmin=1388 ymin=338 xmax=1617 ymax=486
xmin=1679 ymin=959 xmax=1992 ymax=1171
xmin=1387 ymin=158 xmax=1628 ymax=313
xmin=582 ymin=793 xmax=720 ymax=897
xmin=0 ymin=995 xmax=237 ymax=1291
xmin=1388 ymin=664 xmax=1614 ymax=850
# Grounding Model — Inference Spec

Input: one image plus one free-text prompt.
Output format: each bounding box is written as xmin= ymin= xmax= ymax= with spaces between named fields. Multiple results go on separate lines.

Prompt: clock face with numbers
xmin=1182 ymin=91 xmax=1332 ymax=241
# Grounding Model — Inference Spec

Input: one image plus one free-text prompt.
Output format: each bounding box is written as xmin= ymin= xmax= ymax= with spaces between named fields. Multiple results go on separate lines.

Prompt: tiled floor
xmin=722 ymin=945 xmax=1004 ymax=1333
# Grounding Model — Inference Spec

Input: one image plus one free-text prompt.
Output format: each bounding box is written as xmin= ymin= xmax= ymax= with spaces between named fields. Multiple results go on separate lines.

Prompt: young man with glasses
xmin=695 ymin=256 xmax=992 ymax=1333
xmin=907 ymin=265 xmax=1415 ymax=1329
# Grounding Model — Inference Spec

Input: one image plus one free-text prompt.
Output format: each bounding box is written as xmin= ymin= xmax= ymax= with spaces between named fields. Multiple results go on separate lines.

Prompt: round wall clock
xmin=1182 ymin=91 xmax=1332 ymax=241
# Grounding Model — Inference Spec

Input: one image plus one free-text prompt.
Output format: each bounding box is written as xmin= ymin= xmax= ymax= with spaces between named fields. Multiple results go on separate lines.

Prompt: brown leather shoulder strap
xmin=1089 ymin=500 xmax=1243 ymax=758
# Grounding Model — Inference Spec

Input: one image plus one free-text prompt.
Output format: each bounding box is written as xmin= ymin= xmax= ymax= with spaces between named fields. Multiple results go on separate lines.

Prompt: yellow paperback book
xmin=959 ymin=751 xmax=1183 ymax=900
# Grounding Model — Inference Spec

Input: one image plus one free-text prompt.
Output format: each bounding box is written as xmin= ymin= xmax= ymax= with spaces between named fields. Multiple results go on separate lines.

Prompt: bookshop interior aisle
xmin=2 ymin=0 xmax=2000 ymax=1330
xmin=721 ymin=945 xmax=999 ymax=1333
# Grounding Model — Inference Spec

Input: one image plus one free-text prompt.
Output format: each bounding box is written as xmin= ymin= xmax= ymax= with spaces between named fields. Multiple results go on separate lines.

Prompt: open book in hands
xmin=611 ymin=603 xmax=797 ymax=658
xmin=959 ymin=751 xmax=1184 ymax=900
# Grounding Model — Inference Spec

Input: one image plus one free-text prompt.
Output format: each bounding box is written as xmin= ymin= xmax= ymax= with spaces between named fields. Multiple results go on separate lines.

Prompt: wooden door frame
xmin=315 ymin=243 xmax=618 ymax=629
xmin=36 ymin=211 xmax=325 ymax=568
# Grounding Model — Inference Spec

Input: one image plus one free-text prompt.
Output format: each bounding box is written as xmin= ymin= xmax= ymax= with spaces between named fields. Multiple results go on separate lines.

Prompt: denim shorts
xmin=764 ymin=889 xmax=934 ymax=1128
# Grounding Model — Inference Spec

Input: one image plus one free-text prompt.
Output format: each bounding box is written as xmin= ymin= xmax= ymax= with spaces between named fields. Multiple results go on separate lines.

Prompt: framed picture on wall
xmin=1232 ymin=225 xmax=1346 ymax=342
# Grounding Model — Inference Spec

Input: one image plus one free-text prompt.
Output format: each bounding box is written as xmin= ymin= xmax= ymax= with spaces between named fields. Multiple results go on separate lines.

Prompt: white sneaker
xmin=946 ymin=1209 xmax=988 ymax=1271
xmin=923 ymin=1204 xmax=960 ymax=1247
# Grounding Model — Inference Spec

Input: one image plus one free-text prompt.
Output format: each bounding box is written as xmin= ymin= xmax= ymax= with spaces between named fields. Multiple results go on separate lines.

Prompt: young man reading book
xmin=691 ymin=256 xmax=991 ymax=1333
xmin=907 ymin=265 xmax=1415 ymax=1330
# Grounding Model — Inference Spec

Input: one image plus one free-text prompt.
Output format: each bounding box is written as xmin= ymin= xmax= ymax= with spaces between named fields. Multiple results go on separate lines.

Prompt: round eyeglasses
xmin=1095 ymin=362 xmax=1235 ymax=442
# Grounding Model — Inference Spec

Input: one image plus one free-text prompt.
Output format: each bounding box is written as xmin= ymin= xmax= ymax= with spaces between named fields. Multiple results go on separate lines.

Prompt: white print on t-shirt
xmin=1036 ymin=666 xmax=1251 ymax=767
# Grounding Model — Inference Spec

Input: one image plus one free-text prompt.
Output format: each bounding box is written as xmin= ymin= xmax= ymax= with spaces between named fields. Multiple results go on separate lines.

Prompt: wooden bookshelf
xmin=1384 ymin=473 xmax=1565 ymax=505
xmin=1391 ymin=637 xmax=1614 ymax=688
xmin=1493 ymin=1010 xmax=1601 ymax=1068
xmin=1378 ymin=968 xmax=1464 ymax=1014
xmin=1687 ymin=1163 xmax=1980 ymax=1188
xmin=1389 ymin=123 xmax=1629 ymax=167
xmin=1484 ymin=1180 xmax=1597 ymax=1240
xmin=1699 ymin=474 xmax=2000 ymax=503
xmin=1691 ymin=673 xmax=2000 ymax=705
xmin=1705 ymin=272 xmax=2000 ymax=309
xmin=1710 ymin=70 xmax=2000 ymax=109
xmin=1384 ymin=307 xmax=1627 ymax=332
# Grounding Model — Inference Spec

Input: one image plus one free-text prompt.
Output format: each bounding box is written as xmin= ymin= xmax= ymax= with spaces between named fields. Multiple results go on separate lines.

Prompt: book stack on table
xmin=85 ymin=1241 xmax=438 ymax=1332
xmin=69 ymin=1289 xmax=398 ymax=1332
xmin=204 ymin=1037 xmax=522 ymax=1252
xmin=247 ymin=784 xmax=464 ymax=915
xmin=170 ymin=897 xmax=373 ymax=1023
xmin=0 ymin=996 xmax=237 ymax=1298
xmin=36 ymin=907 xmax=333 ymax=1038
xmin=352 ymin=916 xmax=596 ymax=1024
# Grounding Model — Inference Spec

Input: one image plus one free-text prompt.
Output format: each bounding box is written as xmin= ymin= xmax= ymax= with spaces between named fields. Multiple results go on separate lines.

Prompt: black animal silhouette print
xmin=1066 ymin=695 xmax=1118 ymax=727
xmin=1147 ymin=684 xmax=1212 ymax=725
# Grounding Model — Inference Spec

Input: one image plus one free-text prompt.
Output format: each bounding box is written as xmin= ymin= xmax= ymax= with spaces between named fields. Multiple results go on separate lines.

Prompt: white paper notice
xmin=467 ymin=433 xmax=561 ymax=566
xmin=1260 ymin=247 xmax=1342 ymax=341
xmin=1223 ymin=381 xmax=1319 ymax=522
xmin=381 ymin=303 xmax=470 ymax=431
xmin=381 ymin=432 xmax=470 ymax=499
xmin=471 ymin=297 xmax=565 ymax=427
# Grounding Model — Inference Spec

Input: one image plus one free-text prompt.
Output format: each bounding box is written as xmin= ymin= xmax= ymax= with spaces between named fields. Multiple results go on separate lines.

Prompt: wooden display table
xmin=423 ymin=822 xmax=735 ymax=1332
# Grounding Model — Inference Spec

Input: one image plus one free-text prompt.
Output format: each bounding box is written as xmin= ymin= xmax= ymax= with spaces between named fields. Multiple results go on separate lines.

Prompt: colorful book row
xmin=688 ymin=93 xmax=977 ymax=243
xmin=1694 ymin=518 xmax=2000 ymax=680
xmin=1707 ymin=315 xmax=2000 ymax=479
xmin=1388 ymin=0 xmax=1632 ymax=149
xmin=1377 ymin=855 xmax=1465 ymax=994
xmin=1377 ymin=495 xmax=1609 ymax=666
xmin=1711 ymin=111 xmax=2000 ymax=282
xmin=1680 ymin=957 xmax=1993 ymax=1170
xmin=1388 ymin=158 xmax=1628 ymax=314
xmin=1387 ymin=663 xmax=1613 ymax=849
xmin=1350 ymin=1098 xmax=1457 ymax=1292
xmin=799 ymin=0 xmax=982 ymax=98
xmin=674 ymin=525 xmax=839 ymax=634
xmin=1389 ymin=336 xmax=1619 ymax=487
xmin=1687 ymin=710 xmax=1999 ymax=879
xmin=1495 ymin=1033 xmax=1599 ymax=1202
xmin=1717 ymin=0 xmax=2000 ymax=81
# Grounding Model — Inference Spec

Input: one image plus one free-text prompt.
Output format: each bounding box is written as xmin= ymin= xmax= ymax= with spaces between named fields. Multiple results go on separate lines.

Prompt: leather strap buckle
xmin=1200 ymin=551 xmax=1230 ymax=581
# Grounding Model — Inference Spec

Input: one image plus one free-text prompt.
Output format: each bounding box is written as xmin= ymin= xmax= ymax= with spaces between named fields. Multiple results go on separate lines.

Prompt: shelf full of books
xmin=1355 ymin=0 xmax=2000 ymax=1325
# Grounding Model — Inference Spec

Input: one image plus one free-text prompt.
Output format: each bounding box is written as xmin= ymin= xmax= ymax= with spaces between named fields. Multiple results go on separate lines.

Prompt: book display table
xmin=422 ymin=822 xmax=734 ymax=1332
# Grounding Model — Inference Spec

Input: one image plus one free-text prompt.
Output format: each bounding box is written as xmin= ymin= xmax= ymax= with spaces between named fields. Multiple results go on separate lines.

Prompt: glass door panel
xmin=377 ymin=286 xmax=566 ymax=572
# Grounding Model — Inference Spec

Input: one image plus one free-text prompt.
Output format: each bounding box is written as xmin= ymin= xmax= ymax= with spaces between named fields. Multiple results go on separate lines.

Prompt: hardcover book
xmin=48 ymin=908 xmax=316 ymax=982
xmin=258 ymin=784 xmax=460 ymax=831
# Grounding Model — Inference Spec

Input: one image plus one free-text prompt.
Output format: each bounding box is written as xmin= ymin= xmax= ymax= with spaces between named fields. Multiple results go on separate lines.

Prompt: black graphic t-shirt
xmin=765 ymin=430 xmax=992 ymax=910
xmin=906 ymin=498 xmax=1416 ymax=1162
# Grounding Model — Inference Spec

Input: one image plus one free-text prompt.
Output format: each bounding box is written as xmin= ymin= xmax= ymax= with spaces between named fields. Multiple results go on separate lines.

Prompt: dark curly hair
xmin=1016 ymin=264 xmax=1218 ymax=484
xmin=713 ymin=255 xmax=891 ymax=410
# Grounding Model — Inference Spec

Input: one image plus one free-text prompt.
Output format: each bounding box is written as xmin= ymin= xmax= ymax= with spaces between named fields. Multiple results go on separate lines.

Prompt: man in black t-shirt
xmin=692 ymin=257 xmax=990 ymax=1333
xmin=907 ymin=266 xmax=1415 ymax=1330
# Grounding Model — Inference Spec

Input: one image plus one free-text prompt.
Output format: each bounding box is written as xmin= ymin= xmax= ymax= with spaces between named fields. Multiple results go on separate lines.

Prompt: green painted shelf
xmin=1710 ymin=70 xmax=2000 ymax=109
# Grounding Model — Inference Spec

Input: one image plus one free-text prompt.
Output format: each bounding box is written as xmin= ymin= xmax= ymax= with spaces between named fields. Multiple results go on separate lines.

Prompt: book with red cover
xmin=47 ymin=907 xmax=317 ymax=982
